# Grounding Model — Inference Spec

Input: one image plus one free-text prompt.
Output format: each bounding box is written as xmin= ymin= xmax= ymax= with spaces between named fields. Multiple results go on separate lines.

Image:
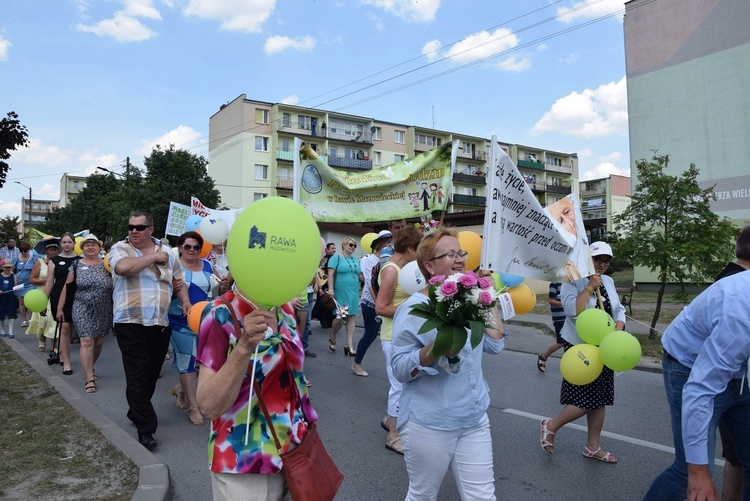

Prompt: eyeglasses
xmin=593 ymin=256 xmax=612 ymax=266
xmin=127 ymin=224 xmax=150 ymax=232
xmin=347 ymin=243 xmax=357 ymax=248
xmin=182 ymin=244 xmax=201 ymax=251
xmin=432 ymin=250 xmax=468 ymax=261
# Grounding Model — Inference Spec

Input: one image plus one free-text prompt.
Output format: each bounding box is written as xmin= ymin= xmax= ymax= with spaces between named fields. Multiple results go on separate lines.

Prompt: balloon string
xmin=623 ymin=314 xmax=666 ymax=336
xmin=244 ymin=342 xmax=260 ymax=446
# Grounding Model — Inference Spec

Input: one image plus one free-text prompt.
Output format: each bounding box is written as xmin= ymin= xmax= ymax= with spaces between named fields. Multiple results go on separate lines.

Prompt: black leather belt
xmin=662 ymin=349 xmax=678 ymax=362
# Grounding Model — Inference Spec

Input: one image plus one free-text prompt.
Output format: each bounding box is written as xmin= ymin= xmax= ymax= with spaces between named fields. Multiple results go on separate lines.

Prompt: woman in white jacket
xmin=539 ymin=241 xmax=626 ymax=464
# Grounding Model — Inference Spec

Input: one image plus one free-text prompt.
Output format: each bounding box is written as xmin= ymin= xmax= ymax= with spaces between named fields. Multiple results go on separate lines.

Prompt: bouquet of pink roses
xmin=408 ymin=270 xmax=500 ymax=357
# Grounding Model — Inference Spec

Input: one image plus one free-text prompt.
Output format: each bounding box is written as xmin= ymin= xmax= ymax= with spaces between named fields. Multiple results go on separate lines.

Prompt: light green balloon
xmin=575 ymin=308 xmax=615 ymax=345
xmin=599 ymin=331 xmax=642 ymax=372
xmin=560 ymin=344 xmax=603 ymax=385
xmin=24 ymin=289 xmax=48 ymax=313
xmin=227 ymin=197 xmax=321 ymax=307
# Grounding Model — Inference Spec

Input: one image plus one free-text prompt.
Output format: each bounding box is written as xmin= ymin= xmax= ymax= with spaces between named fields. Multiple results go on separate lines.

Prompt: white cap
xmin=590 ymin=241 xmax=613 ymax=258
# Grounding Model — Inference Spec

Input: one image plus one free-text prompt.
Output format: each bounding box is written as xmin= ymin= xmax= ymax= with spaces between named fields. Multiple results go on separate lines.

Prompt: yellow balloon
xmin=103 ymin=253 xmax=111 ymax=273
xmin=73 ymin=237 xmax=84 ymax=255
xmin=360 ymin=232 xmax=378 ymax=253
xmin=508 ymin=284 xmax=536 ymax=314
xmin=560 ymin=344 xmax=603 ymax=385
xmin=457 ymin=231 xmax=482 ymax=270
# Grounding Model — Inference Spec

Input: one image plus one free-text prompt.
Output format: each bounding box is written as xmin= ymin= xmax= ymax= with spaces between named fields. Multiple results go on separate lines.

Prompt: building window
xmin=281 ymin=139 xmax=291 ymax=151
xmin=373 ymin=127 xmax=381 ymax=140
xmin=282 ymin=113 xmax=291 ymax=128
xmin=394 ymin=130 xmax=405 ymax=144
xmin=547 ymin=156 xmax=563 ymax=167
xmin=329 ymin=121 xmax=337 ymax=133
xmin=256 ymin=109 xmax=270 ymax=124
xmin=253 ymin=193 xmax=267 ymax=202
xmin=416 ymin=134 xmax=439 ymax=147
xmin=73 ymin=180 xmax=79 ymax=190
xmin=298 ymin=115 xmax=311 ymax=130
xmin=278 ymin=166 xmax=292 ymax=179
xmin=330 ymin=146 xmax=337 ymax=158
xmin=394 ymin=154 xmax=405 ymax=163
xmin=373 ymin=151 xmax=382 ymax=165
xmin=255 ymin=136 xmax=269 ymax=151
xmin=254 ymin=164 xmax=268 ymax=180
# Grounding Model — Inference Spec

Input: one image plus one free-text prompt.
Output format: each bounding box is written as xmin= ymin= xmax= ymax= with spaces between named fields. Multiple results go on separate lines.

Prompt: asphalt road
xmin=8 ymin=316 xmax=725 ymax=500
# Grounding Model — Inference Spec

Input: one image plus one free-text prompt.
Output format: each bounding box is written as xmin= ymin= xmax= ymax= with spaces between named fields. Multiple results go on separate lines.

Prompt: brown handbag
xmin=219 ymin=296 xmax=343 ymax=501
xmin=319 ymin=290 xmax=336 ymax=310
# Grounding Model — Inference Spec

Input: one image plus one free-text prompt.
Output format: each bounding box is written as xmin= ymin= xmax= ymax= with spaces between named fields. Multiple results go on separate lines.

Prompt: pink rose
xmin=439 ymin=281 xmax=458 ymax=297
xmin=478 ymin=290 xmax=493 ymax=305
xmin=478 ymin=277 xmax=493 ymax=289
xmin=458 ymin=273 xmax=478 ymax=288
xmin=429 ymin=275 xmax=446 ymax=285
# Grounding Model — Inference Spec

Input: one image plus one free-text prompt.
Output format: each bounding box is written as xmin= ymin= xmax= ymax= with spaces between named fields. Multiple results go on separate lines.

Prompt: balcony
xmin=545 ymin=163 xmax=573 ymax=174
xmin=581 ymin=186 xmax=606 ymax=196
xmin=276 ymin=177 xmax=294 ymax=190
xmin=453 ymin=194 xmax=486 ymax=207
xmin=277 ymin=148 xmax=294 ymax=162
xmin=546 ymin=184 xmax=572 ymax=195
xmin=326 ymin=130 xmax=373 ymax=144
xmin=457 ymin=150 xmax=487 ymax=162
xmin=517 ymin=158 xmax=545 ymax=171
xmin=414 ymin=140 xmax=441 ymax=152
xmin=452 ymin=172 xmax=486 ymax=185
xmin=328 ymin=155 xmax=372 ymax=171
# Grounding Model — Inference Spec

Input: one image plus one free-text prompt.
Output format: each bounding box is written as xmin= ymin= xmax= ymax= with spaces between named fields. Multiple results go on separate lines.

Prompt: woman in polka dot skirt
xmin=539 ymin=242 xmax=626 ymax=464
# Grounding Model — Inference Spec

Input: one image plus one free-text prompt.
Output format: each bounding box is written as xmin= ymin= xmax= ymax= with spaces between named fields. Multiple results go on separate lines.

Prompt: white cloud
xmin=281 ymin=95 xmax=299 ymax=105
xmin=38 ymin=182 xmax=59 ymax=198
xmin=183 ymin=0 xmax=276 ymax=33
xmin=264 ymin=35 xmax=315 ymax=55
xmin=13 ymin=138 xmax=72 ymax=167
xmin=78 ymin=150 xmax=122 ymax=175
xmin=537 ymin=44 xmax=548 ymax=52
xmin=367 ymin=12 xmax=385 ymax=31
xmin=443 ymin=29 xmax=519 ymax=64
xmin=495 ymin=55 xmax=531 ymax=72
xmin=0 ymin=200 xmax=21 ymax=220
xmin=556 ymin=0 xmax=625 ymax=24
xmin=530 ymin=76 xmax=628 ymax=139
xmin=76 ymin=6 xmax=158 ymax=43
xmin=0 ymin=37 xmax=11 ymax=61
xmin=421 ymin=39 xmax=441 ymax=62
xmin=558 ymin=52 xmax=580 ymax=64
xmin=361 ymin=0 xmax=440 ymax=23
xmin=139 ymin=125 xmax=203 ymax=155
xmin=581 ymin=161 xmax=630 ymax=181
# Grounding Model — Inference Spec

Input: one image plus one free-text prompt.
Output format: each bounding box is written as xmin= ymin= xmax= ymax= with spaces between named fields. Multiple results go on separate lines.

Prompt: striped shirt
xmin=109 ymin=237 xmax=183 ymax=326
xmin=548 ymin=282 xmax=566 ymax=322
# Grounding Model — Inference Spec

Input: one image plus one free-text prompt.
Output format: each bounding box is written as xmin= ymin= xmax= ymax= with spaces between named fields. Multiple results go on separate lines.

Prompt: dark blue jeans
xmin=644 ymin=354 xmax=750 ymax=500
xmin=354 ymin=302 xmax=380 ymax=364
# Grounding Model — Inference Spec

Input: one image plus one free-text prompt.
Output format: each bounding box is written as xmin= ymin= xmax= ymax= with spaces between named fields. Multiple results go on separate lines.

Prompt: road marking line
xmin=503 ymin=408 xmax=725 ymax=467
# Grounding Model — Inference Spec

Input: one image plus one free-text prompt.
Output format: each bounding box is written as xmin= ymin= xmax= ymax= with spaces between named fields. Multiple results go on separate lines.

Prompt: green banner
xmin=296 ymin=141 xmax=454 ymax=223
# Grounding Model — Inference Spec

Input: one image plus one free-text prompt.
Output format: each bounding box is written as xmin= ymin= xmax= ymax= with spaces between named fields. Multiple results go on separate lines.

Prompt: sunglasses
xmin=182 ymin=244 xmax=201 ymax=251
xmin=593 ymin=256 xmax=612 ymax=265
xmin=127 ymin=224 xmax=151 ymax=232
xmin=347 ymin=243 xmax=357 ymax=248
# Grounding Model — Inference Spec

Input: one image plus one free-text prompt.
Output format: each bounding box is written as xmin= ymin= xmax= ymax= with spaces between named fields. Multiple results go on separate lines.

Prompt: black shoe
xmin=304 ymin=350 xmax=317 ymax=358
xmin=138 ymin=433 xmax=157 ymax=450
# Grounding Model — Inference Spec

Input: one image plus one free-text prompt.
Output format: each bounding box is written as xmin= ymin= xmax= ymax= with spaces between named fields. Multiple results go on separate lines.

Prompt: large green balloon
xmin=227 ymin=197 xmax=321 ymax=307
xmin=560 ymin=344 xmax=603 ymax=385
xmin=599 ymin=331 xmax=642 ymax=372
xmin=24 ymin=289 xmax=48 ymax=313
xmin=575 ymin=308 xmax=615 ymax=345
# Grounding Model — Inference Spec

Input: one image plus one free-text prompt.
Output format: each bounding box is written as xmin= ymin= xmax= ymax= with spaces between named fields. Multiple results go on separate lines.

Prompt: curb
xmin=505 ymin=318 xmax=663 ymax=374
xmin=4 ymin=338 xmax=172 ymax=501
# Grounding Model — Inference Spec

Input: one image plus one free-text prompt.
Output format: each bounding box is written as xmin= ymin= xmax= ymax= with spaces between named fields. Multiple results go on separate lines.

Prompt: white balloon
xmin=398 ymin=260 xmax=426 ymax=295
xmin=199 ymin=216 xmax=230 ymax=245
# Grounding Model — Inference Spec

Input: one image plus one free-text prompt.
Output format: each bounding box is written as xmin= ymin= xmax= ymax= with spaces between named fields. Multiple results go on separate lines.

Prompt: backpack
xmin=370 ymin=261 xmax=382 ymax=298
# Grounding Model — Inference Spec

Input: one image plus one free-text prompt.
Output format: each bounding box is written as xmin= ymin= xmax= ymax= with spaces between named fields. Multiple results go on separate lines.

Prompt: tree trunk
xmin=649 ymin=278 xmax=667 ymax=339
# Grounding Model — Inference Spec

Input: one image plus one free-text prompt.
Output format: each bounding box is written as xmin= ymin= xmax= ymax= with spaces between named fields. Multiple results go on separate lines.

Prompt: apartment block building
xmin=208 ymin=94 xmax=578 ymax=226
xmin=19 ymin=198 xmax=58 ymax=239
xmin=579 ymin=174 xmax=631 ymax=243
xmin=59 ymin=174 xmax=87 ymax=208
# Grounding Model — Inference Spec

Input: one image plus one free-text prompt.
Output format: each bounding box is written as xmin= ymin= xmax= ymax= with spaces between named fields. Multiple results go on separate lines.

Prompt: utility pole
xmin=126 ymin=156 xmax=131 ymax=181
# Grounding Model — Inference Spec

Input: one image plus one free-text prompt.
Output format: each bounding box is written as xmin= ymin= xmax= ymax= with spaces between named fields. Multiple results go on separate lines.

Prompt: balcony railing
xmin=452 ymin=172 xmax=486 ymax=185
xmin=277 ymin=148 xmax=294 ymax=161
xmin=326 ymin=130 xmax=373 ymax=144
xmin=452 ymin=194 xmax=486 ymax=207
xmin=517 ymin=159 xmax=545 ymax=171
xmin=545 ymin=163 xmax=573 ymax=174
xmin=328 ymin=155 xmax=372 ymax=170
xmin=583 ymin=211 xmax=607 ymax=220
xmin=414 ymin=141 xmax=441 ymax=152
xmin=581 ymin=187 xmax=606 ymax=196
xmin=276 ymin=177 xmax=294 ymax=190
xmin=457 ymin=150 xmax=487 ymax=162
xmin=546 ymin=184 xmax=572 ymax=194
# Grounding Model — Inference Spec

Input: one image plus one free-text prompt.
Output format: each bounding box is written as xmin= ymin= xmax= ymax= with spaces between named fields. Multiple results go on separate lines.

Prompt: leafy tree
xmin=0 ymin=216 xmax=21 ymax=245
xmin=39 ymin=146 xmax=220 ymax=241
xmin=0 ymin=112 xmax=30 ymax=188
xmin=613 ymin=153 xmax=737 ymax=338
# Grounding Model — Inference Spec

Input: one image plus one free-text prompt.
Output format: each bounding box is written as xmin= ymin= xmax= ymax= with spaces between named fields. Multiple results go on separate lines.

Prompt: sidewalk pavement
xmin=3 ymin=305 xmax=670 ymax=499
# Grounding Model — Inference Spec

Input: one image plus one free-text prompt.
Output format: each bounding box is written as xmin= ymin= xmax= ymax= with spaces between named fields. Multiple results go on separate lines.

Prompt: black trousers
xmin=114 ymin=323 xmax=171 ymax=436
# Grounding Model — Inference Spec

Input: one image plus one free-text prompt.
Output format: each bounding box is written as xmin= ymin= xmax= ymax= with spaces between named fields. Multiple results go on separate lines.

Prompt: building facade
xmin=579 ymin=174 xmax=631 ymax=243
xmin=59 ymin=174 xmax=87 ymax=208
xmin=208 ymin=94 xmax=579 ymax=227
xmin=19 ymin=198 xmax=58 ymax=239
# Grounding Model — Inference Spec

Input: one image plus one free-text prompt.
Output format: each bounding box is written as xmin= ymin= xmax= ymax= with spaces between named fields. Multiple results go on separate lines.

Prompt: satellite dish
xmin=370 ymin=126 xmax=377 ymax=133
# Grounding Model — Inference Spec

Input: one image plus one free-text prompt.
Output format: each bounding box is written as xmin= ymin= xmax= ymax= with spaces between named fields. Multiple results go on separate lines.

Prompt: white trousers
xmin=210 ymin=471 xmax=292 ymax=501
xmin=401 ymin=414 xmax=496 ymax=501
xmin=381 ymin=340 xmax=403 ymax=417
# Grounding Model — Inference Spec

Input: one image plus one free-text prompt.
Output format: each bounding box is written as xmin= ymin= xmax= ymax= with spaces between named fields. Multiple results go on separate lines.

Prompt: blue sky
xmin=0 ymin=0 xmax=629 ymax=220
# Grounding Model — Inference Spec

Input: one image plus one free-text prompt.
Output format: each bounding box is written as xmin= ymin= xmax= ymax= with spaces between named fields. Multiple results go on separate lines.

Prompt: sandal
xmin=84 ymin=380 xmax=97 ymax=393
xmin=21 ymin=321 xmax=28 ymax=327
xmin=537 ymin=354 xmax=547 ymax=373
xmin=540 ymin=419 xmax=556 ymax=453
xmin=188 ymin=408 xmax=204 ymax=425
xmin=171 ymin=384 xmax=188 ymax=409
xmin=583 ymin=445 xmax=617 ymax=463
xmin=328 ymin=335 xmax=336 ymax=352
xmin=385 ymin=436 xmax=404 ymax=455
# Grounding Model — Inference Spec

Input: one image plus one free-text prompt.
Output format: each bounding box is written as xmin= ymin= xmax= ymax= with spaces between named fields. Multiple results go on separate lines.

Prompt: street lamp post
xmin=14 ymin=181 xmax=31 ymax=237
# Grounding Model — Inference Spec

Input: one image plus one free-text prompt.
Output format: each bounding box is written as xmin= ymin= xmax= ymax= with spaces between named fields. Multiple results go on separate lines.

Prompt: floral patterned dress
xmin=196 ymin=291 xmax=318 ymax=474
xmin=71 ymin=261 xmax=113 ymax=338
